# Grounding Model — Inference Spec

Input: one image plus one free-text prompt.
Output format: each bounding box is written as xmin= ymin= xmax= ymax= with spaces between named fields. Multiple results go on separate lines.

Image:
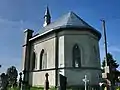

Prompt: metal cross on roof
xmin=82 ymin=75 xmax=89 ymax=90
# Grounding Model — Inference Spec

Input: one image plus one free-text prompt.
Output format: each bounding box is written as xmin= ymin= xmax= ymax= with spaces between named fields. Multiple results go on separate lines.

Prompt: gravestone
xmin=0 ymin=73 xmax=8 ymax=90
xmin=44 ymin=73 xmax=49 ymax=90
xmin=58 ymin=74 xmax=67 ymax=90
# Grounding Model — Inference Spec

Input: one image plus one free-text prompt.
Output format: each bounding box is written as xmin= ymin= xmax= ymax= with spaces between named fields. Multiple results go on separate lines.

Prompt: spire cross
xmin=43 ymin=6 xmax=51 ymax=27
xmin=82 ymin=75 xmax=89 ymax=90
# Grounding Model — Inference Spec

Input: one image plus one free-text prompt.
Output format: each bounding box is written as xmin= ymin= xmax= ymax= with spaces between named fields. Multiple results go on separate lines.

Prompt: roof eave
xmin=29 ymin=26 xmax=101 ymax=41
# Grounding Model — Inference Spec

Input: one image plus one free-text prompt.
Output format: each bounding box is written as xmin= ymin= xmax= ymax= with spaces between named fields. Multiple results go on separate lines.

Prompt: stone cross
xmin=44 ymin=73 xmax=49 ymax=90
xmin=19 ymin=72 xmax=22 ymax=89
xmin=82 ymin=75 xmax=89 ymax=90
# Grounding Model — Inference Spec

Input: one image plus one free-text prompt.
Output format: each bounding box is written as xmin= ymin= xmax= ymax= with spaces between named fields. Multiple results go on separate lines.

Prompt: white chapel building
xmin=22 ymin=7 xmax=102 ymax=89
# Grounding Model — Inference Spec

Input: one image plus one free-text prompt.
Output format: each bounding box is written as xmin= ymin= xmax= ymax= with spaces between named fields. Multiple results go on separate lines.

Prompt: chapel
xmin=22 ymin=7 xmax=102 ymax=89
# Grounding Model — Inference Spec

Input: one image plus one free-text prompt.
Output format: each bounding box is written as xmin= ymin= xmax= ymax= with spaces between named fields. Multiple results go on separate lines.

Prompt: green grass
xmin=30 ymin=86 xmax=57 ymax=90
xmin=7 ymin=87 xmax=19 ymax=90
xmin=30 ymin=87 xmax=44 ymax=90
xmin=116 ymin=87 xmax=120 ymax=90
xmin=7 ymin=86 xmax=56 ymax=90
xmin=7 ymin=86 xmax=120 ymax=90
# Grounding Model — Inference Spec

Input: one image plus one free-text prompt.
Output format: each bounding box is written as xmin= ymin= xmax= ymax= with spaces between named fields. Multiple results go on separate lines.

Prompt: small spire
xmin=43 ymin=6 xmax=51 ymax=27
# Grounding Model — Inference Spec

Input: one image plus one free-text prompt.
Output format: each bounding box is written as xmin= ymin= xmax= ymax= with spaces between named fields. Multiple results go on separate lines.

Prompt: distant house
xmin=22 ymin=7 xmax=101 ymax=89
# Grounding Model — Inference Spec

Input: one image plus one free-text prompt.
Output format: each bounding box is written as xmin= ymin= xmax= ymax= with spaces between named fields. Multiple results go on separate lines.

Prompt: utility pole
xmin=83 ymin=75 xmax=89 ymax=90
xmin=101 ymin=19 xmax=114 ymax=90
xmin=101 ymin=19 xmax=108 ymax=67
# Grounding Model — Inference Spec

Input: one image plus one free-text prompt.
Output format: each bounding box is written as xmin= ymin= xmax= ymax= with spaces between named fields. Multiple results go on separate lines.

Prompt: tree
xmin=102 ymin=53 xmax=119 ymax=69
xmin=0 ymin=73 xmax=8 ymax=89
xmin=102 ymin=53 xmax=119 ymax=85
xmin=6 ymin=66 xmax=18 ymax=88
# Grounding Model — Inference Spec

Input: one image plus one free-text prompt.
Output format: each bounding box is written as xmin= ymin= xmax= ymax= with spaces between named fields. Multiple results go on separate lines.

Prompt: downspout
xmin=55 ymin=31 xmax=59 ymax=88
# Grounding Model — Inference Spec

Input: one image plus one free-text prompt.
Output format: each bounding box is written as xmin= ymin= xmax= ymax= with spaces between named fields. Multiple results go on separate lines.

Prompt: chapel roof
xmin=39 ymin=11 xmax=101 ymax=38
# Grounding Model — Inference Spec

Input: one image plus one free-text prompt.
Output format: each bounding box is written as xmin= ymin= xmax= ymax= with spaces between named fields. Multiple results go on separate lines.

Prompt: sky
xmin=0 ymin=0 xmax=120 ymax=73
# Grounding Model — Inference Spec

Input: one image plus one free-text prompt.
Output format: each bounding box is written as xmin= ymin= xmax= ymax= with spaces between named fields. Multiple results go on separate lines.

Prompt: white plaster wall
xmin=88 ymin=35 xmax=101 ymax=68
xmin=58 ymin=36 xmax=65 ymax=75
xmin=29 ymin=34 xmax=56 ymax=86
xmin=64 ymin=32 xmax=89 ymax=67
xmin=33 ymin=36 xmax=56 ymax=69
xmin=63 ymin=30 xmax=101 ymax=86
xmin=64 ymin=30 xmax=100 ymax=68
xmin=32 ymin=70 xmax=55 ymax=86
xmin=28 ymin=29 xmax=101 ymax=87
xmin=65 ymin=69 xmax=101 ymax=86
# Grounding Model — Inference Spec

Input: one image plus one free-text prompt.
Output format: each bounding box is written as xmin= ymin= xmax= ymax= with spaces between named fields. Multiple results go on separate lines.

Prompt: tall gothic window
xmin=42 ymin=53 xmax=47 ymax=69
xmin=32 ymin=52 xmax=37 ymax=70
xmin=93 ymin=46 xmax=98 ymax=62
xmin=72 ymin=44 xmax=81 ymax=67
xmin=40 ymin=49 xmax=47 ymax=69
xmin=40 ymin=49 xmax=44 ymax=69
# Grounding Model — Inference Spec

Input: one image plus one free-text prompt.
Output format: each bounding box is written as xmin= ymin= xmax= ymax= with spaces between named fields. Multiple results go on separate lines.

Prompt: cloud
xmin=99 ymin=45 xmax=105 ymax=61
xmin=100 ymin=45 xmax=120 ymax=55
xmin=0 ymin=18 xmax=21 ymax=28
xmin=108 ymin=46 xmax=120 ymax=53
xmin=99 ymin=45 xmax=120 ymax=60
xmin=0 ymin=17 xmax=40 ymax=73
xmin=0 ymin=17 xmax=40 ymax=31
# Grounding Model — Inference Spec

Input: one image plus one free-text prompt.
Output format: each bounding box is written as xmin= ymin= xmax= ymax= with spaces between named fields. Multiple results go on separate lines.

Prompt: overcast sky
xmin=0 ymin=0 xmax=120 ymax=73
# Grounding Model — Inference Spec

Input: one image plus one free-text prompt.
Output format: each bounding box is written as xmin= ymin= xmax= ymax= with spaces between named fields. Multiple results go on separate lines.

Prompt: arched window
xmin=40 ymin=49 xmax=44 ymax=69
xmin=72 ymin=44 xmax=81 ymax=67
xmin=42 ymin=52 xmax=47 ymax=69
xmin=32 ymin=52 xmax=37 ymax=70
xmin=40 ymin=49 xmax=47 ymax=69
xmin=93 ymin=46 xmax=98 ymax=62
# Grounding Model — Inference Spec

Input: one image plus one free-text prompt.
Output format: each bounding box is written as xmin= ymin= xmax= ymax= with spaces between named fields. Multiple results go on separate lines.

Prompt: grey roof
xmin=39 ymin=11 xmax=101 ymax=37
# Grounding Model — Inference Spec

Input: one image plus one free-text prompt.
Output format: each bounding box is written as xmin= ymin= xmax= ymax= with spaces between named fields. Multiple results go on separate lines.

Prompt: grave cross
xmin=82 ymin=75 xmax=89 ymax=90
xmin=44 ymin=73 xmax=49 ymax=90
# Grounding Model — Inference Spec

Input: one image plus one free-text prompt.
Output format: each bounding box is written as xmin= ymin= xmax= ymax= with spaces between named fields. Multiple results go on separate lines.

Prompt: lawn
xmin=116 ymin=87 xmax=120 ymax=90
xmin=7 ymin=86 xmax=120 ymax=90
xmin=7 ymin=86 xmax=56 ymax=90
